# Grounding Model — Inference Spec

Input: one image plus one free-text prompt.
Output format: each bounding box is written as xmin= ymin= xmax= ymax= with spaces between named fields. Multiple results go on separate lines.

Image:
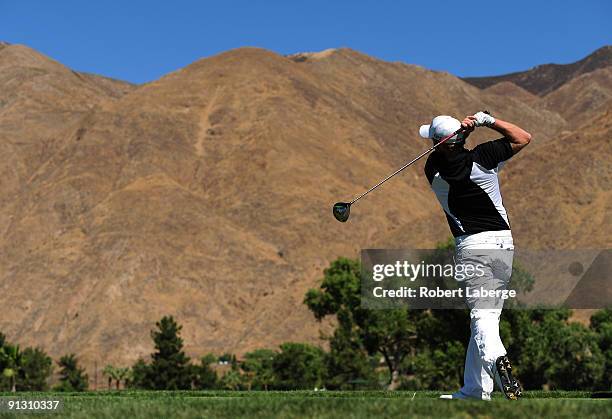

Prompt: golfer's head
xmin=419 ymin=115 xmax=465 ymax=148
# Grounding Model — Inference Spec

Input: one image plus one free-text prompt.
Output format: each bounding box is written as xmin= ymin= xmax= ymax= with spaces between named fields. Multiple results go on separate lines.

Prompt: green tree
xmin=0 ymin=344 xmax=22 ymax=392
xmin=305 ymin=257 xmax=416 ymax=390
xmin=402 ymin=341 xmax=465 ymax=390
xmin=17 ymin=347 xmax=53 ymax=391
xmin=508 ymin=260 xmax=535 ymax=296
xmin=500 ymin=309 xmax=556 ymax=388
xmin=501 ymin=309 xmax=605 ymax=390
xmin=103 ymin=365 xmax=130 ymax=390
xmin=123 ymin=367 xmax=134 ymax=388
xmin=362 ymin=309 xmax=417 ymax=389
xmin=220 ymin=369 xmax=242 ymax=390
xmin=241 ymin=349 xmax=276 ymax=390
xmin=192 ymin=354 xmax=218 ymax=390
xmin=55 ymin=354 xmax=88 ymax=392
xmin=590 ymin=308 xmax=612 ymax=389
xmin=128 ymin=359 xmax=151 ymax=389
xmin=545 ymin=322 xmax=604 ymax=389
xmin=103 ymin=365 xmax=116 ymax=390
xmin=0 ymin=333 xmax=4 ymax=389
xmin=116 ymin=367 xmax=130 ymax=389
xmin=272 ymin=343 xmax=325 ymax=390
xmin=324 ymin=320 xmax=377 ymax=390
xmin=146 ymin=316 xmax=191 ymax=390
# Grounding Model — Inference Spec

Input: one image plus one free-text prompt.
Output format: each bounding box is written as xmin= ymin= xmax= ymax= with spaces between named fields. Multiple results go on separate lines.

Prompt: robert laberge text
xmin=372 ymin=286 xmax=516 ymax=299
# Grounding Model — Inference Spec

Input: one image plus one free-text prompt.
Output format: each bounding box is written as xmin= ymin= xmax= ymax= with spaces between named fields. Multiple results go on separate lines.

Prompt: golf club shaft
xmin=349 ymin=129 xmax=462 ymax=204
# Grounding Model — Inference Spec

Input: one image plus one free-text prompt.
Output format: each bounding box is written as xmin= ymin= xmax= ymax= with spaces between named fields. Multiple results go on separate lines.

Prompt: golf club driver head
xmin=333 ymin=202 xmax=351 ymax=222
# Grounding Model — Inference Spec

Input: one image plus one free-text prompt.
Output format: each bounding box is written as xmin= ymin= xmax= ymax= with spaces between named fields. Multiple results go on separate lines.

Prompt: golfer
xmin=419 ymin=112 xmax=531 ymax=400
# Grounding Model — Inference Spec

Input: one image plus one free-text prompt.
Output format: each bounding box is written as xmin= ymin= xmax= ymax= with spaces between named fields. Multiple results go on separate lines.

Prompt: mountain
xmin=463 ymin=45 xmax=612 ymax=95
xmin=0 ymin=43 xmax=609 ymax=375
xmin=0 ymin=43 xmax=134 ymax=206
xmin=540 ymin=67 xmax=612 ymax=123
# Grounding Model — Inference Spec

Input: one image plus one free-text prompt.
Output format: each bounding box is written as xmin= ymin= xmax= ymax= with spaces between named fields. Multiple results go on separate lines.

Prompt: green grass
xmin=0 ymin=390 xmax=609 ymax=418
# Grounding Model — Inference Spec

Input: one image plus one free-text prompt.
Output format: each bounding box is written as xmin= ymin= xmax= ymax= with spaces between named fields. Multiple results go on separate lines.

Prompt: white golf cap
xmin=419 ymin=115 xmax=462 ymax=143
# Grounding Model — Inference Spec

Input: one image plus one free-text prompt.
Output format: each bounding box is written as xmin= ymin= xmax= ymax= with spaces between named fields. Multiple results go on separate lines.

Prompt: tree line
xmin=0 ymin=335 xmax=88 ymax=392
xmin=1 ymin=244 xmax=611 ymax=392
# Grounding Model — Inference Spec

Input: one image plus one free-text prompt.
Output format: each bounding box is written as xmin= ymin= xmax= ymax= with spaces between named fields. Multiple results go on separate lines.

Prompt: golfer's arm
xmin=490 ymin=119 xmax=532 ymax=154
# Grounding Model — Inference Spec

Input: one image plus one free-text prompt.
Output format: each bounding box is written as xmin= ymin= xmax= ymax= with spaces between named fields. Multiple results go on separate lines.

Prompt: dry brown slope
xmin=0 ymin=43 xmax=135 ymax=213
xmin=539 ymin=67 xmax=612 ymax=123
xmin=0 ymin=46 xmax=605 ymax=372
xmin=483 ymin=81 xmax=539 ymax=104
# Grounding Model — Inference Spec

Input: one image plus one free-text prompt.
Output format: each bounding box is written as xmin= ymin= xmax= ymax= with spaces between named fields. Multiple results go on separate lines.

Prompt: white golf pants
xmin=454 ymin=230 xmax=514 ymax=400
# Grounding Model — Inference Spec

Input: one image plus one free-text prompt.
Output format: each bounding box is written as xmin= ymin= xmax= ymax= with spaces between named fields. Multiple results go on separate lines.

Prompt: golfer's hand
xmin=461 ymin=116 xmax=478 ymax=133
xmin=472 ymin=111 xmax=496 ymax=127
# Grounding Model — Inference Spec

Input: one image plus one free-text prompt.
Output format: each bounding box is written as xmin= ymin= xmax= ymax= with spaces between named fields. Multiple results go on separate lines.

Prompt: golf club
xmin=332 ymin=127 xmax=465 ymax=222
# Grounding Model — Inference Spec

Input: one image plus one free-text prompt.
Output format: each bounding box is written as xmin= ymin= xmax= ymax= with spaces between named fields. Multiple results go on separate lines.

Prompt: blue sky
xmin=1 ymin=0 xmax=610 ymax=84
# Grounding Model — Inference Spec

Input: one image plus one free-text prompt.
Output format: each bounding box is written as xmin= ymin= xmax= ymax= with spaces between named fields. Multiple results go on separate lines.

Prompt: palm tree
xmin=103 ymin=365 xmax=130 ymax=390
xmin=116 ymin=367 xmax=130 ymax=390
xmin=102 ymin=365 xmax=118 ymax=390
xmin=0 ymin=344 xmax=22 ymax=392
xmin=122 ymin=368 xmax=134 ymax=388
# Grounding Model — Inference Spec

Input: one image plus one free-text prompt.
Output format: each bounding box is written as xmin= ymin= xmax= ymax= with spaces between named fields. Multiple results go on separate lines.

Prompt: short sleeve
xmin=473 ymin=138 xmax=514 ymax=170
